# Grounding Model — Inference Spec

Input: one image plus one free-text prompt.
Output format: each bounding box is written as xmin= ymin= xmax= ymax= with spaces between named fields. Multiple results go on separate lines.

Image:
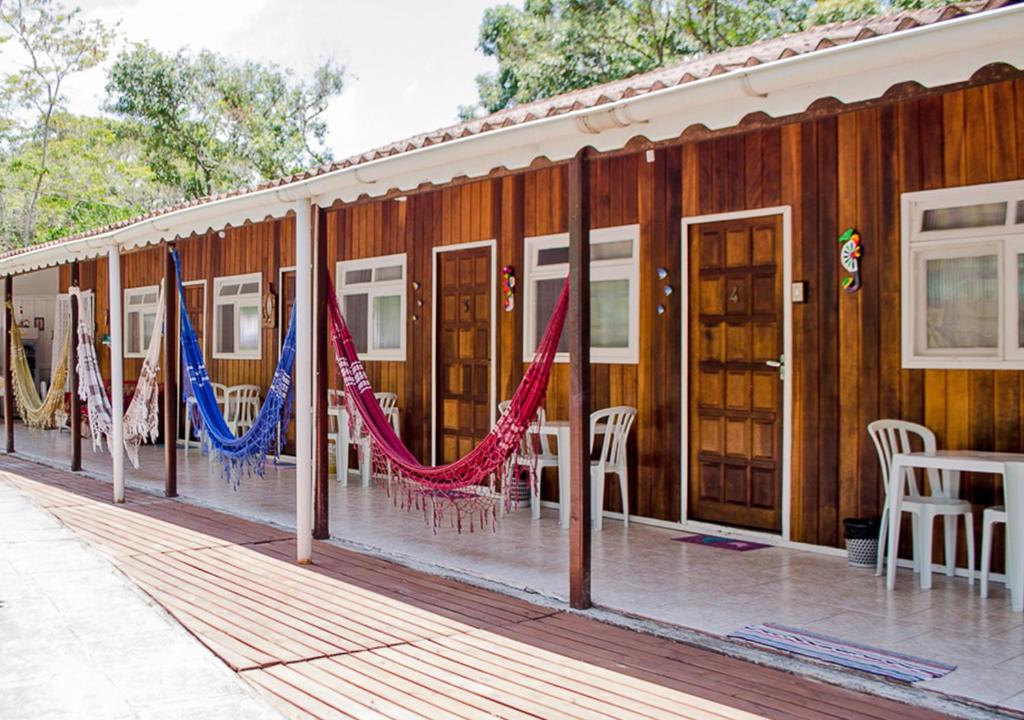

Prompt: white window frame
xmin=902 ymin=179 xmax=1024 ymax=369
xmin=123 ymin=285 xmax=159 ymax=359
xmin=523 ymin=224 xmax=640 ymax=364
xmin=212 ymin=272 xmax=262 ymax=360
xmin=335 ymin=253 xmax=407 ymax=361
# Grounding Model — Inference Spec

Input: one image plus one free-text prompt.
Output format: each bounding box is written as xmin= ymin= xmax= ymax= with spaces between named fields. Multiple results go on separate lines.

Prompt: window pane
xmin=142 ymin=312 xmax=156 ymax=350
xmin=922 ymin=202 xmax=1007 ymax=231
xmin=591 ymin=279 xmax=630 ymax=347
xmin=217 ymin=303 xmax=234 ymax=354
xmin=1017 ymin=200 xmax=1024 ymax=225
xmin=537 ymin=247 xmax=569 ymax=266
xmin=373 ymin=295 xmax=401 ymax=350
xmin=1018 ymin=254 xmax=1024 ymax=349
xmin=219 ymin=283 xmax=239 ymax=297
xmin=239 ymin=281 xmax=259 ymax=295
xmin=129 ymin=294 xmax=143 ymax=306
xmin=127 ymin=312 xmax=141 ymax=354
xmin=238 ymin=305 xmax=259 ymax=351
xmin=592 ymin=239 xmax=633 ymax=261
xmin=345 ymin=269 xmax=373 ymax=284
xmin=143 ymin=292 xmax=158 ymax=304
xmin=925 ymin=255 xmax=998 ymax=349
xmin=343 ymin=293 xmax=368 ymax=354
xmin=535 ymin=278 xmax=569 ymax=354
xmin=374 ymin=265 xmax=403 ymax=282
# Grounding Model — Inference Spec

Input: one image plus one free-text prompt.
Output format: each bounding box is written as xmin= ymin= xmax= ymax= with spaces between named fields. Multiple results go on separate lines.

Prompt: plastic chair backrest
xmin=867 ymin=419 xmax=939 ymax=499
xmin=327 ymin=389 xmax=345 ymax=408
xmin=226 ymin=384 xmax=260 ymax=426
xmin=375 ymin=392 xmax=398 ymax=415
xmin=591 ymin=406 xmax=636 ymax=470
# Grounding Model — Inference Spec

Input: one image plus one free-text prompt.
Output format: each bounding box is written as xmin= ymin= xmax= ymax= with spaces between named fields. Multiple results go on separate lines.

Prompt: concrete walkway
xmin=0 ymin=481 xmax=283 ymax=720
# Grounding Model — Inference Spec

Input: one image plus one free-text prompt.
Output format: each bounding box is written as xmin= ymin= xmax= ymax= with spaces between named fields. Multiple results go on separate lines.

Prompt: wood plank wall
xmin=59 ymin=76 xmax=1024 ymax=551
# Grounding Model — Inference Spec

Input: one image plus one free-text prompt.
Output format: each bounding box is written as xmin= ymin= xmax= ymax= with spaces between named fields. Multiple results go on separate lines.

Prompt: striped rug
xmin=728 ymin=623 xmax=956 ymax=683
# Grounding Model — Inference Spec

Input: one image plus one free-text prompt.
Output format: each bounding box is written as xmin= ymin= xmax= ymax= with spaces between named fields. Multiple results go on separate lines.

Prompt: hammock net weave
xmin=7 ymin=303 xmax=70 ymax=429
xmin=327 ymin=275 xmax=569 ymax=530
xmin=172 ymin=249 xmax=296 ymax=485
xmin=71 ymin=285 xmax=164 ymax=469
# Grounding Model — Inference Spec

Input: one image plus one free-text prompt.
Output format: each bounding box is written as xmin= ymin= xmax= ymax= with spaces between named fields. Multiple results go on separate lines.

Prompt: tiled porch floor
xmin=13 ymin=424 xmax=1024 ymax=714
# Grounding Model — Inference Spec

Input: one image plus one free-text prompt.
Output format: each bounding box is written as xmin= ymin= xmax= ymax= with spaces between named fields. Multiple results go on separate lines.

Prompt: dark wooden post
xmin=313 ymin=205 xmax=330 ymax=539
xmin=69 ymin=262 xmax=82 ymax=471
xmin=568 ymin=148 xmax=592 ymax=609
xmin=163 ymin=243 xmax=178 ymax=497
xmin=4 ymin=275 xmax=13 ymax=454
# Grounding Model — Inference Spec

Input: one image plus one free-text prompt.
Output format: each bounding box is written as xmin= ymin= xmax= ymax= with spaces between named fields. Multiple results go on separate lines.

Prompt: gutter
xmin=2 ymin=4 xmax=1023 ymax=276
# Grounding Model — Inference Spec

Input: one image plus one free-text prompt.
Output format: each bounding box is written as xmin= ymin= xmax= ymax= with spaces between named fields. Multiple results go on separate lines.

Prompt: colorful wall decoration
xmin=838 ymin=228 xmax=862 ymax=293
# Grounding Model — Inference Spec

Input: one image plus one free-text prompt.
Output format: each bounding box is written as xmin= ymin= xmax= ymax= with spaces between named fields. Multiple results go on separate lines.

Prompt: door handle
xmin=765 ymin=355 xmax=785 ymax=380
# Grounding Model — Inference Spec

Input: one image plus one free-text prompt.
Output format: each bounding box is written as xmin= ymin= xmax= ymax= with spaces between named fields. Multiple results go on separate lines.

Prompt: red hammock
xmin=326 ymin=277 xmax=569 ymax=531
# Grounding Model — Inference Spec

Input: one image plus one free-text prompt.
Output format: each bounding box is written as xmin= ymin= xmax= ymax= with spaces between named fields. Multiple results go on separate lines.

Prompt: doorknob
xmin=765 ymin=354 xmax=785 ymax=380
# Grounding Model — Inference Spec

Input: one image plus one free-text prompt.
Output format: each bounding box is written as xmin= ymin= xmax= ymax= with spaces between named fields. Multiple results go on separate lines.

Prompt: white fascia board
xmin=2 ymin=5 xmax=1022 ymax=277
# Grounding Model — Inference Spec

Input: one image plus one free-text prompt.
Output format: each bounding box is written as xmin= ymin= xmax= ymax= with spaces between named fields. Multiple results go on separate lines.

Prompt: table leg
xmin=1005 ymin=463 xmax=1024 ymax=612
xmin=558 ymin=427 xmax=570 ymax=529
xmin=339 ymin=411 xmax=350 ymax=487
xmin=886 ymin=457 xmax=905 ymax=591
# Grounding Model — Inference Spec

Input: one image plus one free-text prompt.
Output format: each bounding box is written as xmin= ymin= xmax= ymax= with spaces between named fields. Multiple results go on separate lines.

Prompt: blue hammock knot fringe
xmin=172 ymin=249 xmax=297 ymax=487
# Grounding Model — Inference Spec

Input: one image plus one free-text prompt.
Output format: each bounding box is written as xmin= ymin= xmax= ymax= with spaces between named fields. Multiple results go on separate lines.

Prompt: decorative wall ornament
xmin=663 ymin=285 xmax=674 ymax=296
xmin=261 ymin=285 xmax=278 ymax=328
xmin=838 ymin=227 xmax=862 ymax=293
xmin=656 ymin=267 xmax=669 ymax=280
xmin=501 ymin=265 xmax=516 ymax=312
xmin=656 ymin=304 xmax=666 ymax=315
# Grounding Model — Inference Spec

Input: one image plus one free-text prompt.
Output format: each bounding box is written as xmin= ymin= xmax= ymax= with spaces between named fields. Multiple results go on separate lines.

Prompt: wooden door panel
xmin=689 ymin=215 xmax=783 ymax=532
xmin=435 ymin=247 xmax=491 ymax=464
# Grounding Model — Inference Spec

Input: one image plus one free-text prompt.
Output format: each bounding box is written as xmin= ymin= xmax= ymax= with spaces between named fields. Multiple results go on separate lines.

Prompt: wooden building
xmin=3 ymin=2 xmax=1023 ymax=604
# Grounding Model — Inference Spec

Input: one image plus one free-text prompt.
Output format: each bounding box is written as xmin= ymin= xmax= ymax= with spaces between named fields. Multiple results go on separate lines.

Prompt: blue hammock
xmin=171 ymin=250 xmax=297 ymax=485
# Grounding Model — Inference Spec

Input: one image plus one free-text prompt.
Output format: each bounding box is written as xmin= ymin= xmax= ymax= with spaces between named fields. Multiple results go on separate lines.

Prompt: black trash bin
xmin=844 ymin=517 xmax=880 ymax=568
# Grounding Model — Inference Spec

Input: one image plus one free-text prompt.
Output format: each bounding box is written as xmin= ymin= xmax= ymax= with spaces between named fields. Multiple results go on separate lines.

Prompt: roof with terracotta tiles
xmin=0 ymin=0 xmax=1014 ymax=262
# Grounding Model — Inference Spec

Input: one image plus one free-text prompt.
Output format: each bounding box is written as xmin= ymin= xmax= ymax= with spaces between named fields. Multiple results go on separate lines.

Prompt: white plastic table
xmin=531 ymin=420 xmax=605 ymax=529
xmin=887 ymin=450 xmax=1024 ymax=612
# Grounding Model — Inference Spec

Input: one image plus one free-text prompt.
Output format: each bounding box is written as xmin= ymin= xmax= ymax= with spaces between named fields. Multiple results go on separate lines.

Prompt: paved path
xmin=0 ymin=457 xmax=956 ymax=720
xmin=0 ymin=474 xmax=283 ymax=720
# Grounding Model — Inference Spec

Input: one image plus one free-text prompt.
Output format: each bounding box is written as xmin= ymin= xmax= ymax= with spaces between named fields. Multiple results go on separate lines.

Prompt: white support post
xmin=108 ymin=245 xmax=125 ymax=503
xmin=294 ymin=199 xmax=313 ymax=563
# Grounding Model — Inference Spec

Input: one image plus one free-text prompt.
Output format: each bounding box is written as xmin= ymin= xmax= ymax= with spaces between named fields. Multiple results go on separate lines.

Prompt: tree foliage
xmin=0 ymin=113 xmax=179 ymax=245
xmin=105 ymin=43 xmax=345 ymax=199
xmin=0 ymin=0 xmax=117 ymax=246
xmin=464 ymin=0 xmax=953 ymax=117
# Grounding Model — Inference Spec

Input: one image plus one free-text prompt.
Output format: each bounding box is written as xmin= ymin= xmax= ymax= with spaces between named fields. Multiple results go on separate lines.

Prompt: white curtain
xmin=53 ymin=291 xmax=95 ymax=389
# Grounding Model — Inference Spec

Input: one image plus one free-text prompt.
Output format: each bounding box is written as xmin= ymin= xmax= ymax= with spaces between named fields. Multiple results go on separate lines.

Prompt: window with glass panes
xmin=523 ymin=225 xmax=640 ymax=364
xmin=902 ymin=180 xmax=1024 ymax=368
xmin=336 ymin=254 xmax=406 ymax=360
xmin=124 ymin=286 xmax=159 ymax=358
xmin=212 ymin=273 xmax=262 ymax=359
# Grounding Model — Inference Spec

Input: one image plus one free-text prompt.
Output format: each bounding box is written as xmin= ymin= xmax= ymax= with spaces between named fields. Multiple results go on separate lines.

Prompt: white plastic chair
xmin=981 ymin=506 xmax=1009 ymax=599
xmin=868 ymin=419 xmax=975 ymax=584
xmin=326 ymin=390 xmax=347 ymax=481
xmin=184 ymin=382 xmax=228 ymax=453
xmin=591 ymin=406 xmax=636 ymax=530
xmin=498 ymin=400 xmax=556 ymax=515
xmin=224 ymin=384 xmax=260 ymax=436
xmin=333 ymin=391 xmax=400 ymax=486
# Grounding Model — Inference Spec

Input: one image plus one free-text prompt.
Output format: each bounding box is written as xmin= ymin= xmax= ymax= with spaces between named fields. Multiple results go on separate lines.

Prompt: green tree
xmin=464 ymin=0 xmax=952 ymax=117
xmin=0 ymin=113 xmax=179 ymax=245
xmin=105 ymin=43 xmax=346 ymax=199
xmin=0 ymin=0 xmax=117 ymax=246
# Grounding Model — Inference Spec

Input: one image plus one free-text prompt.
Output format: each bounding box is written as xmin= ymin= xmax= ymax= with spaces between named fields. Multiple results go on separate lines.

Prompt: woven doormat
xmin=671 ymin=534 xmax=769 ymax=551
xmin=728 ymin=623 xmax=956 ymax=683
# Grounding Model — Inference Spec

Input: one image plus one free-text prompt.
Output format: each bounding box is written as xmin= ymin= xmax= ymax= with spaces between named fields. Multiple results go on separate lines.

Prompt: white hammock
xmin=71 ymin=284 xmax=165 ymax=468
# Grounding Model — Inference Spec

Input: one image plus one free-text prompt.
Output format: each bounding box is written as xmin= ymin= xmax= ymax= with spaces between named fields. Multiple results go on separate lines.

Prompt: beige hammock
xmin=7 ymin=303 xmax=71 ymax=429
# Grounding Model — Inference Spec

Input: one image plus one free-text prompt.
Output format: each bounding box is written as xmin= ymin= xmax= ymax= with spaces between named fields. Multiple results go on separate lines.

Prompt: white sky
xmin=53 ymin=0 xmax=504 ymax=160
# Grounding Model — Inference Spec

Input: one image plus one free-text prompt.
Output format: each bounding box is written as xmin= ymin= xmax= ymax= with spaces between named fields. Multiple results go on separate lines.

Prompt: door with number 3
xmin=688 ymin=215 xmax=784 ymax=532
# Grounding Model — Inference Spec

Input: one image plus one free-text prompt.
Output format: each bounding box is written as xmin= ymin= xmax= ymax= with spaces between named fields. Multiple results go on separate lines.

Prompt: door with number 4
xmin=688 ymin=215 xmax=784 ymax=532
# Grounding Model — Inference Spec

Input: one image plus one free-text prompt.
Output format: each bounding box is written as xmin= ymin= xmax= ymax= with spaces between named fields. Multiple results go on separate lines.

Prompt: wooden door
xmin=279 ymin=269 xmax=296 ymax=453
xmin=180 ymin=282 xmax=206 ymax=438
xmin=435 ymin=247 xmax=491 ymax=464
xmin=183 ymin=282 xmax=206 ymax=356
xmin=688 ymin=215 xmax=784 ymax=531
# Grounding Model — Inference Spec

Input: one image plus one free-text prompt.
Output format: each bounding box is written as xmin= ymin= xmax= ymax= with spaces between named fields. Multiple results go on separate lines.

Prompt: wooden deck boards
xmin=0 ymin=457 xmax=953 ymax=720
